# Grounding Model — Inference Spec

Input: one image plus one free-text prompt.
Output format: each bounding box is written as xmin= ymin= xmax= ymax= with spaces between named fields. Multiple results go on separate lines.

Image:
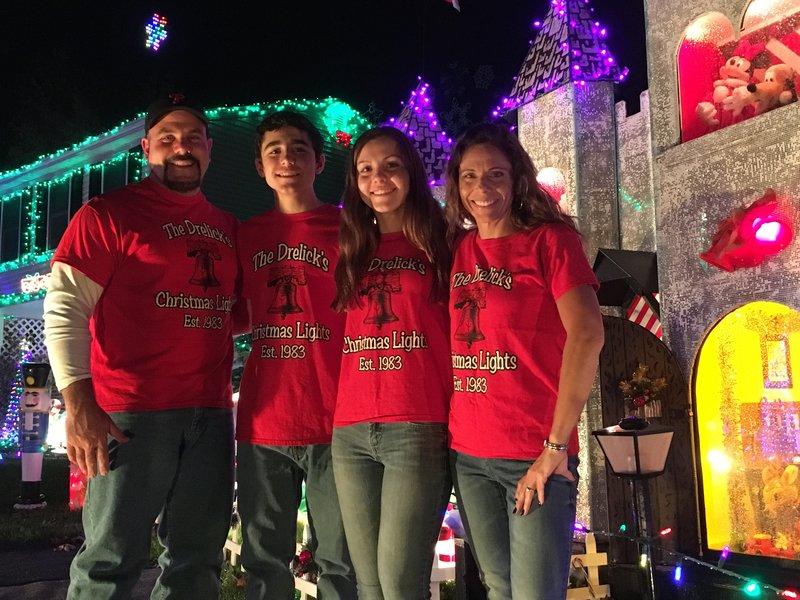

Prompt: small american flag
xmin=627 ymin=294 xmax=662 ymax=339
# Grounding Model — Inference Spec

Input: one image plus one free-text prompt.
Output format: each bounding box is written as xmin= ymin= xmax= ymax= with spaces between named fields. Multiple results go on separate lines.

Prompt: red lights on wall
xmin=700 ymin=189 xmax=794 ymax=271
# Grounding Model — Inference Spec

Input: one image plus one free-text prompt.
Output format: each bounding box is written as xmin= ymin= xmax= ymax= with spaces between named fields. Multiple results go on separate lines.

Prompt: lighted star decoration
xmin=145 ymin=13 xmax=168 ymax=52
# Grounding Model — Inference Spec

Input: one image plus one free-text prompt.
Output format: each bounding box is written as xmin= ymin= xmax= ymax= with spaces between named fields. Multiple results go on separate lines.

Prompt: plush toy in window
xmin=696 ymin=55 xmax=756 ymax=127
xmin=741 ymin=63 xmax=798 ymax=115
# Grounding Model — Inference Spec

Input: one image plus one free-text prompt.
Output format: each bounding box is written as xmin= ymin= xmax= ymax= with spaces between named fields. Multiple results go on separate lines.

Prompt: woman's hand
xmin=514 ymin=450 xmax=575 ymax=515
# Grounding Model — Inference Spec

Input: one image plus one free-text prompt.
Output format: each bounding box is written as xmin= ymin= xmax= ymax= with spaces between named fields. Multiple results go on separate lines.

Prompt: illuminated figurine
xmin=14 ymin=362 xmax=52 ymax=510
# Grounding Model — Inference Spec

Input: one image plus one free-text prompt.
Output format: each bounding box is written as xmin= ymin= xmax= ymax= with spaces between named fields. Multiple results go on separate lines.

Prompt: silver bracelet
xmin=543 ymin=439 xmax=568 ymax=452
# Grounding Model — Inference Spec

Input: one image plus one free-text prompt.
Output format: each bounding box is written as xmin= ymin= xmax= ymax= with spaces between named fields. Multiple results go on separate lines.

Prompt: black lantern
xmin=593 ymin=417 xmax=675 ymax=600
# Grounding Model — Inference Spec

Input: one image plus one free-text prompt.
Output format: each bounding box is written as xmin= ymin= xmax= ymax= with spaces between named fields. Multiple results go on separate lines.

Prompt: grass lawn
xmin=0 ymin=453 xmax=83 ymax=551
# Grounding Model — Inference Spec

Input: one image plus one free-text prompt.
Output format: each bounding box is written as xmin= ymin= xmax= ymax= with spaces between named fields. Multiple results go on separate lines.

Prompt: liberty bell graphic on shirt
xmin=187 ymin=240 xmax=221 ymax=290
xmin=454 ymin=284 xmax=486 ymax=347
xmin=360 ymin=270 xmax=401 ymax=329
xmin=267 ymin=265 xmax=307 ymax=318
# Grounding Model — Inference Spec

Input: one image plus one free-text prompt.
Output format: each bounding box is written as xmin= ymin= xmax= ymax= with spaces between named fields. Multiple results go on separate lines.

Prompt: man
xmin=44 ymin=93 xmax=238 ymax=599
xmin=236 ymin=111 xmax=356 ymax=599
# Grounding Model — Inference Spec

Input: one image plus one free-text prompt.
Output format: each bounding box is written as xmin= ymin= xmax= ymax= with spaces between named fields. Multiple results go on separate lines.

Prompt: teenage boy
xmin=236 ymin=111 xmax=356 ymax=599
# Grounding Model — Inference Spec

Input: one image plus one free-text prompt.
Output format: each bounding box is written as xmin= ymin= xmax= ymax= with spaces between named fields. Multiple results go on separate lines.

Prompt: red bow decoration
xmin=335 ymin=130 xmax=352 ymax=148
xmin=699 ymin=189 xmax=794 ymax=271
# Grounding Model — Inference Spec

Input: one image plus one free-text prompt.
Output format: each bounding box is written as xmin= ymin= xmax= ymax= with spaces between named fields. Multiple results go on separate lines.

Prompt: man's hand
xmin=62 ymin=379 xmax=129 ymax=478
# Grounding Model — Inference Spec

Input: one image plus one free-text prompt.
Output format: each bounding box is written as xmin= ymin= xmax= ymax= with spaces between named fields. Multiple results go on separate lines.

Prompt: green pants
xmin=237 ymin=442 xmax=357 ymax=600
xmin=68 ymin=407 xmax=234 ymax=600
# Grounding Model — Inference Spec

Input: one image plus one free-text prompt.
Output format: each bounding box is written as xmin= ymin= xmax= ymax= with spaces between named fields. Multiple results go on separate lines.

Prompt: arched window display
xmin=694 ymin=301 xmax=800 ymax=561
xmin=678 ymin=1 xmax=800 ymax=142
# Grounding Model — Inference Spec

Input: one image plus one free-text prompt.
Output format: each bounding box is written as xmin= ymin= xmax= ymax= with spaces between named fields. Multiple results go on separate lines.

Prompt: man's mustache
xmin=165 ymin=154 xmax=199 ymax=167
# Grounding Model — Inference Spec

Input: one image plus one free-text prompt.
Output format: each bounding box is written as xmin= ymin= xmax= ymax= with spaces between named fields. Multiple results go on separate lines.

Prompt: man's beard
xmin=162 ymin=155 xmax=202 ymax=193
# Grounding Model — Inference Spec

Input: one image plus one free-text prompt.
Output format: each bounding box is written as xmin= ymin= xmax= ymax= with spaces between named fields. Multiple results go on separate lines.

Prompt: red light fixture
xmin=700 ymin=189 xmax=794 ymax=271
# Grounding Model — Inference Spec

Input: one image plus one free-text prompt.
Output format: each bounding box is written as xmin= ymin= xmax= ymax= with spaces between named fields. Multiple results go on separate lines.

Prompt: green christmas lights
xmin=0 ymin=116 xmax=146 ymax=182
xmin=204 ymin=97 xmax=370 ymax=138
xmin=0 ymin=98 xmax=368 ymax=185
xmin=0 ymin=149 xmax=135 ymax=205
xmin=619 ymin=187 xmax=644 ymax=212
xmin=234 ymin=334 xmax=253 ymax=354
xmin=0 ymin=97 xmax=369 ymax=307
xmin=0 ymin=251 xmax=55 ymax=274
xmin=0 ymin=289 xmax=46 ymax=307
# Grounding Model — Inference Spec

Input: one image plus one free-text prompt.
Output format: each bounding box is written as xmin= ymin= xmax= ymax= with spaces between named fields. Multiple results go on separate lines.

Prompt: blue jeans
xmin=331 ymin=422 xmax=451 ymax=600
xmin=237 ymin=443 xmax=357 ymax=600
xmin=68 ymin=407 xmax=234 ymax=600
xmin=451 ymin=451 xmax=578 ymax=600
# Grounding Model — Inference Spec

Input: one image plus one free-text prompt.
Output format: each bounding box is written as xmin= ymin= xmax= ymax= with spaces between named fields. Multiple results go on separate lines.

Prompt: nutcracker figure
xmin=14 ymin=362 xmax=52 ymax=510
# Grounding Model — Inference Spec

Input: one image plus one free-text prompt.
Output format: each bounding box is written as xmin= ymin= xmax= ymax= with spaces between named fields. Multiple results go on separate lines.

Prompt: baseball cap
xmin=145 ymin=92 xmax=209 ymax=133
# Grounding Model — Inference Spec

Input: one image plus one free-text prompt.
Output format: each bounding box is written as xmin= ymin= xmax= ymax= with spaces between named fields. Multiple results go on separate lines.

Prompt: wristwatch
xmin=543 ymin=439 xmax=569 ymax=452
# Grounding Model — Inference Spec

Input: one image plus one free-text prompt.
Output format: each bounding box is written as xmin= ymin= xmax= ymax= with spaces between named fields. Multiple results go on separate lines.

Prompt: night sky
xmin=0 ymin=0 xmax=647 ymax=171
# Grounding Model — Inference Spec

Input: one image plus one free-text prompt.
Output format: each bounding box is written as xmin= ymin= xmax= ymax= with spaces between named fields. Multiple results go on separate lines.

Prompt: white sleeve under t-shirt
xmin=43 ymin=261 xmax=103 ymax=391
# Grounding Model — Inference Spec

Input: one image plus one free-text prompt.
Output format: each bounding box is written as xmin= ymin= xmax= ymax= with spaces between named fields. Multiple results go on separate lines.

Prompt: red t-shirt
xmin=52 ymin=177 xmax=238 ymax=413
xmin=236 ymin=204 xmax=344 ymax=445
xmin=448 ymin=224 xmax=599 ymax=460
xmin=335 ymin=232 xmax=450 ymax=426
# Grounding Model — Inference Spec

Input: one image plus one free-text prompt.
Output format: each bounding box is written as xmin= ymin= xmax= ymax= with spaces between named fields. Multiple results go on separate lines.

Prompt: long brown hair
xmin=333 ymin=126 xmax=450 ymax=311
xmin=444 ymin=122 xmax=578 ymax=246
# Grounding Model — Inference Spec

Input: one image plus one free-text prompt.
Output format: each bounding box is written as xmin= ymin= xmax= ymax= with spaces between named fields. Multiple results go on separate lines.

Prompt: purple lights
xmin=0 ymin=338 xmax=34 ymax=451
xmin=494 ymin=0 xmax=629 ymax=117
xmin=387 ymin=77 xmax=453 ymax=187
xmin=573 ymin=521 xmax=590 ymax=533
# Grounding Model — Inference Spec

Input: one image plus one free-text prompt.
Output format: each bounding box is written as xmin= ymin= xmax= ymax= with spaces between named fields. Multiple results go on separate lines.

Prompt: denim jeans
xmin=68 ymin=407 xmax=234 ymax=600
xmin=331 ymin=422 xmax=451 ymax=600
xmin=237 ymin=442 xmax=356 ymax=600
xmin=451 ymin=451 xmax=579 ymax=600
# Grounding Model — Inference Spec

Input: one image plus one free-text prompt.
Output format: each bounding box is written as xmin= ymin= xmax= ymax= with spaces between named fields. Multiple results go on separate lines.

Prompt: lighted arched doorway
xmin=694 ymin=300 xmax=800 ymax=561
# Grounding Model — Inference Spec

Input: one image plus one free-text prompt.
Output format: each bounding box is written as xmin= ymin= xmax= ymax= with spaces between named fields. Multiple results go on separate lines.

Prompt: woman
xmin=445 ymin=123 xmax=604 ymax=600
xmin=332 ymin=126 xmax=452 ymax=600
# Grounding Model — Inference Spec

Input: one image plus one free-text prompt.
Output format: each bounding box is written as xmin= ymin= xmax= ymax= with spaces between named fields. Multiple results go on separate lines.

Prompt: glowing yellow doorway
xmin=695 ymin=300 xmax=800 ymax=560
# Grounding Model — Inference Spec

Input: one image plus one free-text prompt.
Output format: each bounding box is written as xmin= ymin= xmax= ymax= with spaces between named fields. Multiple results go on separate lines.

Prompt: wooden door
xmin=597 ymin=315 xmax=699 ymax=563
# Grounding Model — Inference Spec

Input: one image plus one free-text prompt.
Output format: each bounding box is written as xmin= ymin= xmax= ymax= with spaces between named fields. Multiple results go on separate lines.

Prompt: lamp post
xmin=593 ymin=416 xmax=674 ymax=600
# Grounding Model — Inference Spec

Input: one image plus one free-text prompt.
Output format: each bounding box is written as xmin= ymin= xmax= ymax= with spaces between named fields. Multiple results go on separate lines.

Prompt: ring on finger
xmin=524 ymin=486 xmax=534 ymax=493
